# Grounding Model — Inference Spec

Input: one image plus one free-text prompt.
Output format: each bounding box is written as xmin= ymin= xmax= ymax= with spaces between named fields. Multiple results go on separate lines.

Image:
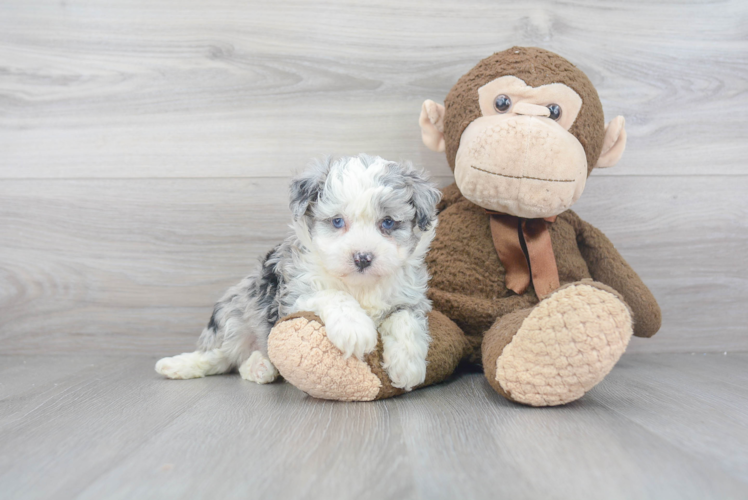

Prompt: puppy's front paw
xmin=383 ymin=351 xmax=427 ymax=391
xmin=324 ymin=313 xmax=378 ymax=360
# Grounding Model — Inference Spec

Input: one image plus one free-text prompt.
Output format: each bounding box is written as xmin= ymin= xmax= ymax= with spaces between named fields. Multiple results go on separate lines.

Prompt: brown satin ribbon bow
xmin=486 ymin=210 xmax=560 ymax=299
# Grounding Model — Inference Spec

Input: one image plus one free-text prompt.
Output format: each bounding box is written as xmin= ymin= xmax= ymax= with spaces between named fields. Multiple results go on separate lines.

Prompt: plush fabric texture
xmin=481 ymin=307 xmax=534 ymax=400
xmin=596 ymin=116 xmax=627 ymax=168
xmin=453 ymin=114 xmax=589 ymax=218
xmin=576 ymin=219 xmax=662 ymax=338
xmin=268 ymin=310 xmax=471 ymax=401
xmin=426 ymin=184 xmax=660 ymax=340
xmin=267 ymin=313 xmax=382 ymax=401
xmin=476 ymin=76 xmax=583 ymax=129
xmin=491 ymin=282 xmax=633 ymax=406
xmin=443 ymin=46 xmax=605 ymax=175
xmin=427 ymin=183 xmax=591 ymax=336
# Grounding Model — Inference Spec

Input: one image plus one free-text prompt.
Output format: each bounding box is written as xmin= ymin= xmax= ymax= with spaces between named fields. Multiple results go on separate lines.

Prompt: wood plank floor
xmin=1 ymin=353 xmax=747 ymax=500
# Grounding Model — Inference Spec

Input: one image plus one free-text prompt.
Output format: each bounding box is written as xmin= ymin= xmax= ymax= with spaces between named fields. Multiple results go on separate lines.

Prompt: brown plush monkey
xmin=267 ymin=47 xmax=661 ymax=406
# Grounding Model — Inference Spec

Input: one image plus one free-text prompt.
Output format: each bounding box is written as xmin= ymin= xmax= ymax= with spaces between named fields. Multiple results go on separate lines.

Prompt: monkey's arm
xmin=570 ymin=212 xmax=661 ymax=338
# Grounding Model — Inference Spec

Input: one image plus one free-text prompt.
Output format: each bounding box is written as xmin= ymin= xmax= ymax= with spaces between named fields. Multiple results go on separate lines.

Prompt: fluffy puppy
xmin=155 ymin=155 xmax=441 ymax=391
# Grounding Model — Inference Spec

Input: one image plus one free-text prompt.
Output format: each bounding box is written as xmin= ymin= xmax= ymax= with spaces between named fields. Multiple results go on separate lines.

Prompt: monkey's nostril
xmin=353 ymin=252 xmax=374 ymax=271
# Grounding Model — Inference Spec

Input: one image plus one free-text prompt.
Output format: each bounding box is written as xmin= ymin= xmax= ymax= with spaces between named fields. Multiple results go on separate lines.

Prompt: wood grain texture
xmin=1 ymin=176 xmax=745 ymax=354
xmin=0 ymin=0 xmax=746 ymax=179
xmin=595 ymin=353 xmax=748 ymax=483
xmin=1 ymin=353 xmax=747 ymax=499
xmin=1 ymin=174 xmax=746 ymax=354
xmin=0 ymin=0 xmax=746 ymax=355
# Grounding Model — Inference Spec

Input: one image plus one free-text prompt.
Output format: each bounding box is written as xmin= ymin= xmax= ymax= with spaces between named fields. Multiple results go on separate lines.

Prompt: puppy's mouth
xmin=349 ymin=268 xmax=378 ymax=278
xmin=343 ymin=265 xmax=383 ymax=280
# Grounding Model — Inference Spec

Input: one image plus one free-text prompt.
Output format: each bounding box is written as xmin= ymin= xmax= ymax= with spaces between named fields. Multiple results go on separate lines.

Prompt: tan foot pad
xmin=267 ymin=317 xmax=382 ymax=402
xmin=496 ymin=284 xmax=633 ymax=406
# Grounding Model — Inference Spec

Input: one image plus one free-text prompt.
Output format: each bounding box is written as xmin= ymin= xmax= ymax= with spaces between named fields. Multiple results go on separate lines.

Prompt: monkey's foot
xmin=484 ymin=282 xmax=633 ymax=406
xmin=267 ymin=313 xmax=385 ymax=401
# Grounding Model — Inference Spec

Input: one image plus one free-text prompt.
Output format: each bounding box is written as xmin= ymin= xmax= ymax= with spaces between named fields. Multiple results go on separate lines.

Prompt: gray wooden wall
xmin=1 ymin=0 xmax=746 ymax=355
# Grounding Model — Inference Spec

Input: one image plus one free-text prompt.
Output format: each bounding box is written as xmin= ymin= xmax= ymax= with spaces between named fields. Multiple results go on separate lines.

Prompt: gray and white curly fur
xmin=156 ymin=154 xmax=441 ymax=391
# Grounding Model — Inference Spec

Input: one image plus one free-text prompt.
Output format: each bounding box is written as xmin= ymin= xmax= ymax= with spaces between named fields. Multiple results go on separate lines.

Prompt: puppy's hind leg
xmin=238 ymin=351 xmax=279 ymax=384
xmin=155 ymin=349 xmax=233 ymax=380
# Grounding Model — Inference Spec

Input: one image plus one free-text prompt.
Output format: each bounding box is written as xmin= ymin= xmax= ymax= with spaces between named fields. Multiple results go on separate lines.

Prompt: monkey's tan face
xmin=454 ymin=76 xmax=587 ymax=219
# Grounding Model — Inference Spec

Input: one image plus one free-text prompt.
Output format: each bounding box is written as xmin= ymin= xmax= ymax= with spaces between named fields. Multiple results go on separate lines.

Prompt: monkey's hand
xmin=571 ymin=212 xmax=662 ymax=338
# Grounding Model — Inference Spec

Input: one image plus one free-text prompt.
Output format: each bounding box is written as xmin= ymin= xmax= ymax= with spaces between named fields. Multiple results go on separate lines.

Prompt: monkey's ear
xmin=595 ymin=116 xmax=627 ymax=169
xmin=419 ymin=100 xmax=446 ymax=153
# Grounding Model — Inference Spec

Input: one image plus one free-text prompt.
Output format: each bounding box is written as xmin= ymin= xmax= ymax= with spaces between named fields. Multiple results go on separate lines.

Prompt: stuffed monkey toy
xmin=267 ymin=47 xmax=661 ymax=406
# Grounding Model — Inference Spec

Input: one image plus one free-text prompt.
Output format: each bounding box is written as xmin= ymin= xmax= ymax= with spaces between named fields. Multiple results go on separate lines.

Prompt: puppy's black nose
xmin=353 ymin=252 xmax=373 ymax=271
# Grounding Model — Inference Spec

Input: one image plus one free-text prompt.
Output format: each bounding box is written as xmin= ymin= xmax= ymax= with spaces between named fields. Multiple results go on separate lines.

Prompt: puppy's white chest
xmin=353 ymin=292 xmax=391 ymax=325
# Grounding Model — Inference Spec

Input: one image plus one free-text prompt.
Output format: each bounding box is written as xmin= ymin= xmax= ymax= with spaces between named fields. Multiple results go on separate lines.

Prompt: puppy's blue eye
xmin=332 ymin=217 xmax=345 ymax=229
xmin=381 ymin=217 xmax=395 ymax=230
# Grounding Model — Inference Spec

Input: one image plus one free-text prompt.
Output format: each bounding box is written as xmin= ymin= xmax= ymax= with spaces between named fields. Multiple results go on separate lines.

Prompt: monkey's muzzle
xmin=454 ymin=116 xmax=588 ymax=218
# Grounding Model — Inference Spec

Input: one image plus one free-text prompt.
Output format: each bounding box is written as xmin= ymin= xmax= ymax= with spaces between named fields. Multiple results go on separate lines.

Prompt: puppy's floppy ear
xmin=401 ymin=165 xmax=442 ymax=231
xmin=289 ymin=158 xmax=331 ymax=220
xmin=410 ymin=178 xmax=441 ymax=231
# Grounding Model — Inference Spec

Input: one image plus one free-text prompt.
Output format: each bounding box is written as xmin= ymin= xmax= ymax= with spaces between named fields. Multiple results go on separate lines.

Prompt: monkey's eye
xmin=547 ymin=103 xmax=561 ymax=120
xmin=380 ymin=217 xmax=395 ymax=231
xmin=493 ymin=94 xmax=512 ymax=113
xmin=331 ymin=217 xmax=345 ymax=229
